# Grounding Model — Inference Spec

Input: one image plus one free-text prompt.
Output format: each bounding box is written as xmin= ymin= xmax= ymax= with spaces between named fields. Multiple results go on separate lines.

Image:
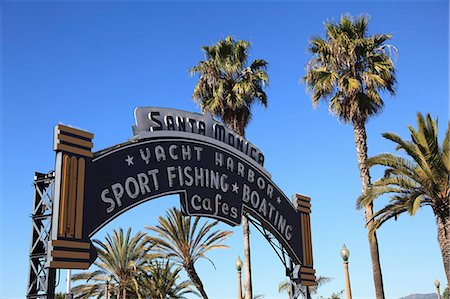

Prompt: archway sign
xmin=46 ymin=107 xmax=316 ymax=287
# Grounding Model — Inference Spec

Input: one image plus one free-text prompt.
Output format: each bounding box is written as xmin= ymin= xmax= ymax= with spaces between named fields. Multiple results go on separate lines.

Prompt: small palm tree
xmin=279 ymin=276 xmax=332 ymax=298
xmin=137 ymin=260 xmax=198 ymax=299
xmin=145 ymin=207 xmax=232 ymax=299
xmin=319 ymin=290 xmax=345 ymax=299
xmin=358 ymin=113 xmax=449 ymax=283
xmin=55 ymin=293 xmax=65 ymax=299
xmin=190 ymin=35 xmax=268 ymax=299
xmin=303 ymin=15 xmax=397 ymax=299
xmin=443 ymin=285 xmax=449 ymax=299
xmin=71 ymin=228 xmax=149 ymax=299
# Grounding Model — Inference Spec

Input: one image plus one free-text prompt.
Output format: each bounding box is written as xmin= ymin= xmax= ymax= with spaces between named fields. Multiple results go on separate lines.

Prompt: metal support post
xmin=27 ymin=172 xmax=56 ymax=299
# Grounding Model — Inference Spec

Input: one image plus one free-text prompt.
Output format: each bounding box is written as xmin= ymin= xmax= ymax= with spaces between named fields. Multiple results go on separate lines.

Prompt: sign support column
xmin=47 ymin=125 xmax=96 ymax=269
xmin=296 ymin=194 xmax=317 ymax=287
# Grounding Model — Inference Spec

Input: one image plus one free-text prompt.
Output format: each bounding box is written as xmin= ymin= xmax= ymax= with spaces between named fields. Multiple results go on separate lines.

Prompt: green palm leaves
xmin=278 ymin=276 xmax=332 ymax=298
xmin=358 ymin=113 xmax=449 ymax=230
xmin=137 ymin=260 xmax=198 ymax=299
xmin=71 ymin=210 xmax=231 ymax=299
xmin=190 ymin=35 xmax=268 ymax=134
xmin=303 ymin=15 xmax=396 ymax=123
xmin=359 ymin=112 xmax=450 ymax=282
xmin=146 ymin=207 xmax=232 ymax=299
xmin=303 ymin=15 xmax=398 ymax=298
xmin=72 ymin=228 xmax=149 ymax=299
xmin=72 ymin=209 xmax=231 ymax=299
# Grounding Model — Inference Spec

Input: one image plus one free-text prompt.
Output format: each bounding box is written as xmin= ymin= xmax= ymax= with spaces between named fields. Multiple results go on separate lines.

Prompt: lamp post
xmin=435 ymin=279 xmax=441 ymax=299
xmin=65 ymin=269 xmax=73 ymax=299
xmin=236 ymin=256 xmax=243 ymax=299
xmin=340 ymin=244 xmax=352 ymax=299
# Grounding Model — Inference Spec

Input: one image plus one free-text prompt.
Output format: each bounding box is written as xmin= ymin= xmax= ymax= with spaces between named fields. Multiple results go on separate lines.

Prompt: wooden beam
xmin=56 ymin=124 xmax=94 ymax=139
xmin=51 ymin=250 xmax=90 ymax=259
xmin=51 ymin=239 xmax=90 ymax=249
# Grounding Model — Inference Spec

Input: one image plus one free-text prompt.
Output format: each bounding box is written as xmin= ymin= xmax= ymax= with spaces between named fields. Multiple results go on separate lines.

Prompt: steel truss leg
xmin=27 ymin=172 xmax=56 ymax=299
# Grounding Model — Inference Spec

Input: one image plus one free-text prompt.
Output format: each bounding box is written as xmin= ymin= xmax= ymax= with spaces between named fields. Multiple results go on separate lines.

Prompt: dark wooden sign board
xmin=46 ymin=107 xmax=317 ymax=287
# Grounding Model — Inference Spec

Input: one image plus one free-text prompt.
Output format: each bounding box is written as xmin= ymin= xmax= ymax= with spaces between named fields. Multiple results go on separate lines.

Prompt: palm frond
xmin=360 ymin=112 xmax=449 ymax=236
xmin=304 ymin=15 xmax=397 ymax=124
xmin=190 ymin=35 xmax=269 ymax=133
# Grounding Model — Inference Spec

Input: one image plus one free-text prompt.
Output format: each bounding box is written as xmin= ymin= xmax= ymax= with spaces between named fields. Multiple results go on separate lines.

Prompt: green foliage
xmin=71 ymin=227 xmax=149 ymax=299
xmin=146 ymin=207 xmax=232 ymax=298
xmin=136 ymin=260 xmax=198 ymax=299
xmin=70 ymin=226 xmax=203 ymax=299
xmin=146 ymin=207 xmax=232 ymax=268
xmin=190 ymin=35 xmax=269 ymax=133
xmin=357 ymin=113 xmax=450 ymax=235
xmin=319 ymin=290 xmax=345 ymax=299
xmin=279 ymin=276 xmax=332 ymax=297
xmin=55 ymin=293 xmax=65 ymax=299
xmin=443 ymin=285 xmax=449 ymax=299
xmin=303 ymin=15 xmax=397 ymax=124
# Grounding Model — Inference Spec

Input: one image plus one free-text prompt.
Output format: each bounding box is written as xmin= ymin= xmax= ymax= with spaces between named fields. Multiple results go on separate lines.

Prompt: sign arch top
xmin=46 ymin=107 xmax=317 ymax=287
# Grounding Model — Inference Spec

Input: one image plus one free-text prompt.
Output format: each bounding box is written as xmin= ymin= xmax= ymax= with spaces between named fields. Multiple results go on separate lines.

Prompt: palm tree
xmin=145 ymin=207 xmax=232 ymax=298
xmin=278 ymin=276 xmax=332 ymax=298
xmin=444 ymin=285 xmax=449 ymax=299
xmin=190 ymin=35 xmax=268 ymax=299
xmin=319 ymin=290 xmax=345 ymax=299
xmin=137 ymin=259 xmax=198 ymax=299
xmin=71 ymin=228 xmax=149 ymax=299
xmin=303 ymin=15 xmax=396 ymax=298
xmin=357 ymin=113 xmax=449 ymax=283
xmin=55 ymin=293 xmax=65 ymax=299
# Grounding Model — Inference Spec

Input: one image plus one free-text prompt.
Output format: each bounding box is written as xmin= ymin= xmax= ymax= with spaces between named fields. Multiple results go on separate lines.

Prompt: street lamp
xmin=236 ymin=256 xmax=243 ymax=299
xmin=340 ymin=244 xmax=352 ymax=299
xmin=435 ymin=279 xmax=441 ymax=299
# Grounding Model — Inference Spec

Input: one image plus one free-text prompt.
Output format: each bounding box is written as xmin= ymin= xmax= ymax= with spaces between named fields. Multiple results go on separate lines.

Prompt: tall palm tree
xmin=190 ymin=35 xmax=268 ymax=299
xmin=358 ymin=113 xmax=449 ymax=283
xmin=137 ymin=260 xmax=199 ymax=299
xmin=71 ymin=228 xmax=149 ymax=299
xmin=303 ymin=15 xmax=396 ymax=298
xmin=145 ymin=207 xmax=232 ymax=298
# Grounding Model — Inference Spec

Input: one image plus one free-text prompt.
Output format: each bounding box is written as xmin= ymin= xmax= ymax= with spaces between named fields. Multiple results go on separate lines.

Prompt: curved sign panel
xmin=46 ymin=107 xmax=316 ymax=286
xmin=86 ymin=133 xmax=301 ymax=264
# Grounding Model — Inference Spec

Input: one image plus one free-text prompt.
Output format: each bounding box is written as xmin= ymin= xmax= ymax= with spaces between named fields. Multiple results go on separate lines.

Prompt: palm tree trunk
xmin=185 ymin=262 xmax=208 ymax=299
xmin=232 ymin=118 xmax=253 ymax=299
xmin=353 ymin=119 xmax=385 ymax=299
xmin=105 ymin=284 xmax=109 ymax=299
xmin=437 ymin=217 xmax=450 ymax=284
xmin=242 ymin=215 xmax=253 ymax=299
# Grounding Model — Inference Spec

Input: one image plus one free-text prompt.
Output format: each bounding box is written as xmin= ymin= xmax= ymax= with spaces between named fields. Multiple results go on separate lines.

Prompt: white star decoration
xmin=232 ymin=182 xmax=239 ymax=193
xmin=277 ymin=197 xmax=281 ymax=204
xmin=125 ymin=155 xmax=134 ymax=166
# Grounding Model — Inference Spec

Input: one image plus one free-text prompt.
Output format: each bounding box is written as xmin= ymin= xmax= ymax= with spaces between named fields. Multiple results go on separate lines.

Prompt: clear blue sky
xmin=1 ymin=1 xmax=448 ymax=298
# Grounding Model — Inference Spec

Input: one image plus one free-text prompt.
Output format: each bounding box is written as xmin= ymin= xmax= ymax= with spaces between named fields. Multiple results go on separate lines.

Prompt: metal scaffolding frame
xmin=27 ymin=172 xmax=56 ymax=299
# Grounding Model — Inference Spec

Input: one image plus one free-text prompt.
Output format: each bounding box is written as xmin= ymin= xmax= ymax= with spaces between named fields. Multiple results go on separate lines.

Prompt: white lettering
xmin=101 ymin=189 xmax=115 ymax=213
xmin=169 ymin=145 xmax=178 ymax=160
